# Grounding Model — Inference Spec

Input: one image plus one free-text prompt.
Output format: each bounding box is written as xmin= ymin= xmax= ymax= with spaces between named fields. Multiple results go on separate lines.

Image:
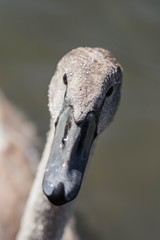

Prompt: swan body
xmin=0 ymin=92 xmax=38 ymax=240
xmin=16 ymin=47 xmax=122 ymax=240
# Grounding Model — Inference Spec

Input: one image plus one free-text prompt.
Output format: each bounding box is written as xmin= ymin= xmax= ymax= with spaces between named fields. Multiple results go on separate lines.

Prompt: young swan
xmin=16 ymin=47 xmax=122 ymax=240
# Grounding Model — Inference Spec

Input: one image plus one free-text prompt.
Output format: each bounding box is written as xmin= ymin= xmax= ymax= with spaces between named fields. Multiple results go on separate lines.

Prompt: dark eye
xmin=63 ymin=74 xmax=68 ymax=85
xmin=106 ymin=86 xmax=113 ymax=97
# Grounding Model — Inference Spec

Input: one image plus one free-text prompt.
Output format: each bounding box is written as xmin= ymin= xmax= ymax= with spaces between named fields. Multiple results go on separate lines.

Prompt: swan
xmin=16 ymin=47 xmax=123 ymax=240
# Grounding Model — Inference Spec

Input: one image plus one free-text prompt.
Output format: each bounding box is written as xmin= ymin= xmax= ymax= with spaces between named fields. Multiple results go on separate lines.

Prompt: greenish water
xmin=1 ymin=0 xmax=160 ymax=239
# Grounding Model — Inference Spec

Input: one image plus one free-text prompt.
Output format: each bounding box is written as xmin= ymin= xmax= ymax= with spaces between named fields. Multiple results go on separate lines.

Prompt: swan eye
xmin=106 ymin=86 xmax=113 ymax=97
xmin=63 ymin=74 xmax=68 ymax=85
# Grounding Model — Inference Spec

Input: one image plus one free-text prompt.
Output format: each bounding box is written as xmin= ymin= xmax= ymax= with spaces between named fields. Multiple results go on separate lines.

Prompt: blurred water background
xmin=0 ymin=0 xmax=160 ymax=239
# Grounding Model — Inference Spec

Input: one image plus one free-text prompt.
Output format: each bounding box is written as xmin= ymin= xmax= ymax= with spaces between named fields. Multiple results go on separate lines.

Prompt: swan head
xmin=42 ymin=47 xmax=122 ymax=205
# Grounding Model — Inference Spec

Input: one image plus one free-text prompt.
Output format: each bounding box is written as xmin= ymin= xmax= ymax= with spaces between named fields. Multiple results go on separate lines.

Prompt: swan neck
xmin=16 ymin=125 xmax=72 ymax=240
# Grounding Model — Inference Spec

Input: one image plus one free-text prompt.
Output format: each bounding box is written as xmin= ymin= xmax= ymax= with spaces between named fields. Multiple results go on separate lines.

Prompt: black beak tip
xmin=43 ymin=180 xmax=80 ymax=206
xmin=44 ymin=182 xmax=67 ymax=206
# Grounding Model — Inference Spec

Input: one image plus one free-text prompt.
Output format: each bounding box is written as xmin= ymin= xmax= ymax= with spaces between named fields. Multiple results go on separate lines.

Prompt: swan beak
xmin=42 ymin=106 xmax=96 ymax=205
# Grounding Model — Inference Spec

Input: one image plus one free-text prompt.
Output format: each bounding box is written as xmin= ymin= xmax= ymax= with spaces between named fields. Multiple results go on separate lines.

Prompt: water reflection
xmin=0 ymin=0 xmax=160 ymax=239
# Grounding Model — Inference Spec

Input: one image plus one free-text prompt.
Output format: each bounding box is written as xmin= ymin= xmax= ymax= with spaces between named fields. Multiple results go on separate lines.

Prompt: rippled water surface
xmin=1 ymin=0 xmax=160 ymax=239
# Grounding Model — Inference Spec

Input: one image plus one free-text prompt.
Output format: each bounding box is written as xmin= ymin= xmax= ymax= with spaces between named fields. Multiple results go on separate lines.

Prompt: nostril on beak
xmin=48 ymin=182 xmax=66 ymax=206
